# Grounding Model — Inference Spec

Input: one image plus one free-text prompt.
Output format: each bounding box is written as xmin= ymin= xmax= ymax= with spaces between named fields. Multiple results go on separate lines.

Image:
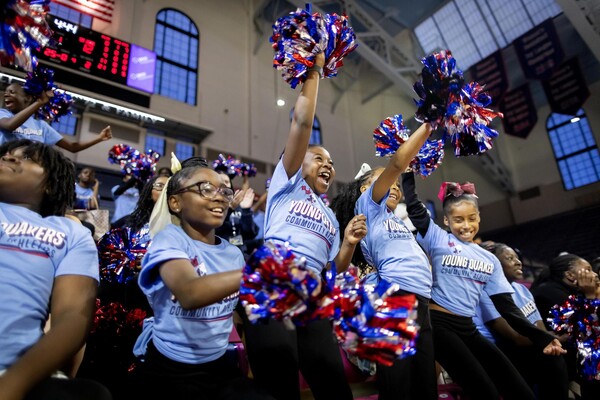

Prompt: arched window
xmin=154 ymin=9 xmax=199 ymax=104
xmin=546 ymin=109 xmax=600 ymax=190
xmin=289 ymin=108 xmax=322 ymax=145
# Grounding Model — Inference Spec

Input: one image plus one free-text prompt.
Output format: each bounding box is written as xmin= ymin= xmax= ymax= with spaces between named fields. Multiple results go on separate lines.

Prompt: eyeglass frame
xmin=152 ymin=182 xmax=166 ymax=191
xmin=172 ymin=180 xmax=234 ymax=202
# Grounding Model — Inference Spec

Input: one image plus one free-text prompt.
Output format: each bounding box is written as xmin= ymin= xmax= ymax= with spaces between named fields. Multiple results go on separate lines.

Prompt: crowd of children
xmin=1 ymin=34 xmax=600 ymax=400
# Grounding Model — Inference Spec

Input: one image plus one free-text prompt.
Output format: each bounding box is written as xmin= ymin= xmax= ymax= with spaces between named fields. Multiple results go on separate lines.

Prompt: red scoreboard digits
xmin=37 ymin=16 xmax=131 ymax=86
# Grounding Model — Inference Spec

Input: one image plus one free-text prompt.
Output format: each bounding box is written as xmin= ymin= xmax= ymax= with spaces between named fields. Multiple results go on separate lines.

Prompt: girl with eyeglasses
xmin=239 ymin=51 xmax=367 ymax=400
xmin=132 ymin=164 xmax=273 ymax=399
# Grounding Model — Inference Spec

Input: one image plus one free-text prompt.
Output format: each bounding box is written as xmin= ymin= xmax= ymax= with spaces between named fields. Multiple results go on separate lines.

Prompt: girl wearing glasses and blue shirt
xmin=133 ymin=164 xmax=273 ymax=399
xmin=240 ymin=51 xmax=367 ymax=400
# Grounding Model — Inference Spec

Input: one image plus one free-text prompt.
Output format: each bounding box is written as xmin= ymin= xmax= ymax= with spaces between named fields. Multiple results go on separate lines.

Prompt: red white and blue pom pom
xmin=330 ymin=267 xmax=420 ymax=366
xmin=22 ymin=65 xmax=73 ymax=122
xmin=373 ymin=114 xmax=444 ymax=177
xmin=241 ymin=242 xmax=420 ymax=365
xmin=549 ymin=295 xmax=600 ymax=380
xmin=270 ymin=4 xmax=357 ymax=88
xmin=212 ymin=154 xmax=239 ymax=178
xmin=240 ymin=241 xmax=323 ymax=324
xmin=240 ymin=162 xmax=258 ymax=177
xmin=97 ymin=226 xmax=151 ymax=285
xmin=1 ymin=0 xmax=53 ymax=72
xmin=413 ymin=50 xmax=502 ymax=157
xmin=107 ymin=144 xmax=160 ymax=182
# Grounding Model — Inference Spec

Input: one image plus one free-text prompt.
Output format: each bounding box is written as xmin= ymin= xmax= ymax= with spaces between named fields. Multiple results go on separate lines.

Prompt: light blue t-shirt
xmin=473 ymin=306 xmax=497 ymax=343
xmin=475 ymin=281 xmax=543 ymax=343
xmin=264 ymin=160 xmax=340 ymax=274
xmin=74 ymin=183 xmax=95 ymax=210
xmin=417 ymin=222 xmax=513 ymax=317
xmin=137 ymin=224 xmax=243 ymax=364
xmin=111 ymin=185 xmax=139 ymax=223
xmin=0 ymin=203 xmax=99 ymax=369
xmin=355 ymin=186 xmax=432 ymax=298
xmin=0 ymin=109 xmax=63 ymax=146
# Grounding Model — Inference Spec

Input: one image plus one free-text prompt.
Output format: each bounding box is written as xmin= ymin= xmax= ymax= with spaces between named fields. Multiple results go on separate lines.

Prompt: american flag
xmin=52 ymin=0 xmax=115 ymax=23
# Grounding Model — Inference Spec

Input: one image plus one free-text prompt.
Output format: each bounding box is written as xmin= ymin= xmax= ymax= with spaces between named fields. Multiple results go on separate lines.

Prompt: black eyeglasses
xmin=174 ymin=181 xmax=234 ymax=202
xmin=152 ymin=182 xmax=166 ymax=191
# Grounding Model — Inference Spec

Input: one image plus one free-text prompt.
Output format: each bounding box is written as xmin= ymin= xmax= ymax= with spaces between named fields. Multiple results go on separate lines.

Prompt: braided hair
xmin=0 ymin=139 xmax=75 ymax=217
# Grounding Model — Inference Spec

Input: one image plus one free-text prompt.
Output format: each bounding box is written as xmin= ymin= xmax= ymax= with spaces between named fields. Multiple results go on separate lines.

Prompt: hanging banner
xmin=469 ymin=50 xmax=508 ymax=106
xmin=542 ymin=57 xmax=590 ymax=115
xmin=513 ymin=18 xmax=564 ymax=80
xmin=499 ymin=84 xmax=538 ymax=139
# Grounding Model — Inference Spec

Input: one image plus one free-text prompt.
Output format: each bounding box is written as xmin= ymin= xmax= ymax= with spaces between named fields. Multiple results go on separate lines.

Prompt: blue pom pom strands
xmin=270 ymin=4 xmax=357 ymax=88
xmin=549 ymin=295 xmax=600 ymax=381
xmin=23 ymin=65 xmax=73 ymax=122
xmin=1 ymin=0 xmax=53 ymax=72
xmin=413 ymin=50 xmax=503 ymax=157
xmin=373 ymin=114 xmax=444 ymax=177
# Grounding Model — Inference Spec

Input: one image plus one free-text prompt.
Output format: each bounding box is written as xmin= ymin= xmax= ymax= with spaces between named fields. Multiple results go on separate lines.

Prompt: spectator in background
xmin=75 ymin=167 xmax=99 ymax=210
xmin=246 ymin=191 xmax=267 ymax=255
xmin=1 ymin=83 xmax=112 ymax=152
xmin=157 ymin=167 xmax=172 ymax=177
xmin=111 ymin=174 xmax=143 ymax=228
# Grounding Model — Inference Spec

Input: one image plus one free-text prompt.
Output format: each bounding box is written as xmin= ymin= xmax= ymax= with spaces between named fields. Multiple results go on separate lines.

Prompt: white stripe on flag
xmin=52 ymin=0 xmax=115 ymax=23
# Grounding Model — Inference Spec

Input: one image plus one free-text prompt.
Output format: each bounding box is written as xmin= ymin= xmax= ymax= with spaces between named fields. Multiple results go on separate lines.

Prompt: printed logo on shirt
xmin=284 ymin=197 xmax=337 ymax=246
xmin=383 ymin=217 xmax=413 ymax=240
xmin=520 ymin=300 xmax=538 ymax=320
xmin=448 ymin=239 xmax=462 ymax=254
xmin=0 ymin=221 xmax=66 ymax=258
xmin=440 ymin=254 xmax=494 ymax=284
xmin=13 ymin=126 xmax=43 ymax=137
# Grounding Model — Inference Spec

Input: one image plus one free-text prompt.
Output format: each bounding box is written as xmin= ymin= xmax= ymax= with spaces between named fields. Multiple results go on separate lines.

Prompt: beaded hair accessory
xmin=437 ymin=181 xmax=477 ymax=203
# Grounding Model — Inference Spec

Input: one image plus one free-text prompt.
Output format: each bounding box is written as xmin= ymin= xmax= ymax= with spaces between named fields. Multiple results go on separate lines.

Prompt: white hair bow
xmin=354 ymin=163 xmax=372 ymax=180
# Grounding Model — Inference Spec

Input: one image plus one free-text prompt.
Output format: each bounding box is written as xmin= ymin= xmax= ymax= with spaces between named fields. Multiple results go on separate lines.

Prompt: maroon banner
xmin=513 ymin=18 xmax=564 ymax=80
xmin=542 ymin=57 xmax=590 ymax=116
xmin=499 ymin=84 xmax=538 ymax=139
xmin=469 ymin=50 xmax=508 ymax=106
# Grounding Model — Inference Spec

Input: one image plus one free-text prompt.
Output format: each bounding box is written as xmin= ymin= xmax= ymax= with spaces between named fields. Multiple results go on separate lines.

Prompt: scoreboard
xmin=36 ymin=16 xmax=155 ymax=93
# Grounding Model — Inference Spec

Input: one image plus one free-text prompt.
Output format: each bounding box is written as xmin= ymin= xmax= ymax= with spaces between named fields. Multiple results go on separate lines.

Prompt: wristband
xmin=307 ymin=64 xmax=324 ymax=79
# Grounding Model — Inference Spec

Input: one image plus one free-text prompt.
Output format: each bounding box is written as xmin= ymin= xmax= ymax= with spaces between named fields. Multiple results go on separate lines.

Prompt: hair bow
xmin=354 ymin=163 xmax=372 ymax=180
xmin=437 ymin=181 xmax=477 ymax=202
xmin=149 ymin=153 xmax=182 ymax=238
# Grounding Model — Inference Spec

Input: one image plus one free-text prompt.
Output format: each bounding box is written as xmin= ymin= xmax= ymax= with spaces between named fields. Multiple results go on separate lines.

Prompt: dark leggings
xmin=135 ymin=341 xmax=273 ymax=400
xmin=431 ymin=309 xmax=535 ymax=400
xmin=498 ymin=341 xmax=569 ymax=400
xmin=25 ymin=377 xmax=112 ymax=400
xmin=241 ymin=312 xmax=353 ymax=400
xmin=376 ymin=291 xmax=437 ymax=400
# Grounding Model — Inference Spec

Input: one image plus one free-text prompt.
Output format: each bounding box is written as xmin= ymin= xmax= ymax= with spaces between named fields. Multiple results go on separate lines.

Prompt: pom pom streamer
xmin=372 ymin=114 xmax=444 ymax=177
xmin=548 ymin=295 xmax=600 ymax=381
xmin=240 ymin=242 xmax=420 ymax=365
xmin=107 ymin=144 xmax=160 ymax=182
xmin=1 ymin=0 xmax=54 ymax=72
xmin=22 ymin=65 xmax=73 ymax=122
xmin=97 ymin=226 xmax=151 ymax=285
xmin=270 ymin=6 xmax=357 ymax=88
xmin=412 ymin=50 xmax=503 ymax=157
xmin=212 ymin=153 xmax=256 ymax=178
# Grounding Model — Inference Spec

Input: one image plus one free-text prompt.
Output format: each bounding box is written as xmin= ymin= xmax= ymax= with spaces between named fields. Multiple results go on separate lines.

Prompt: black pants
xmin=241 ymin=311 xmax=353 ymax=400
xmin=135 ymin=341 xmax=274 ymax=400
xmin=498 ymin=341 xmax=569 ymax=400
xmin=25 ymin=377 xmax=112 ymax=400
xmin=431 ymin=309 xmax=535 ymax=400
xmin=376 ymin=291 xmax=437 ymax=400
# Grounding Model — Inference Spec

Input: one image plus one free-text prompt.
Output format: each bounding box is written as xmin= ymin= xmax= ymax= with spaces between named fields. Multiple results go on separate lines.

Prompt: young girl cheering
xmin=0 ymin=139 xmax=110 ymax=400
xmin=241 ymin=51 xmax=367 ymax=400
xmin=401 ymin=173 xmax=565 ymax=400
xmin=133 ymin=164 xmax=272 ymax=399
xmin=331 ymin=122 xmax=437 ymax=400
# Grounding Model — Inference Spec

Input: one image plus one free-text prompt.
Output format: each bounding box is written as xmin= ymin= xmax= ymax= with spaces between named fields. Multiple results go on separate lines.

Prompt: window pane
xmin=154 ymin=9 xmax=199 ymax=105
xmin=547 ymin=112 xmax=600 ymax=190
xmin=175 ymin=143 xmax=195 ymax=161
xmin=51 ymin=113 xmax=78 ymax=136
xmin=145 ymin=135 xmax=165 ymax=156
